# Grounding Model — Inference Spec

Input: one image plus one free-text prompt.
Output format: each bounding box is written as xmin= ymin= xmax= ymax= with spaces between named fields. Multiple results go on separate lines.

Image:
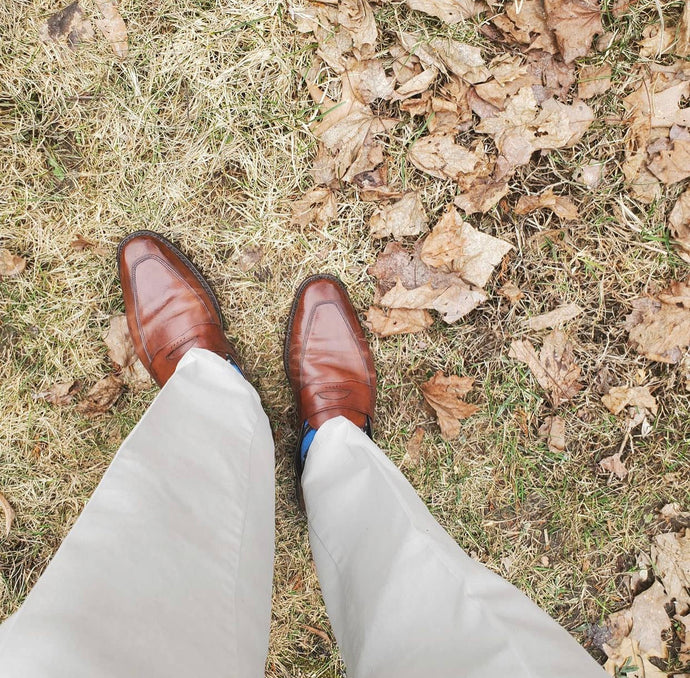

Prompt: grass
xmin=1 ymin=0 xmax=690 ymax=674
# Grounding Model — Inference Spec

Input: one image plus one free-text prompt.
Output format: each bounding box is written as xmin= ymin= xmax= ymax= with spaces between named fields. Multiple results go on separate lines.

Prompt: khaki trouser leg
xmin=302 ymin=416 xmax=607 ymax=678
xmin=0 ymin=348 xmax=275 ymax=678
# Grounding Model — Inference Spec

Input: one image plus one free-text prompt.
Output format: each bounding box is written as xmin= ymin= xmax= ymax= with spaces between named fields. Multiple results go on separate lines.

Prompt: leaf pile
xmin=603 ymin=504 xmax=690 ymax=677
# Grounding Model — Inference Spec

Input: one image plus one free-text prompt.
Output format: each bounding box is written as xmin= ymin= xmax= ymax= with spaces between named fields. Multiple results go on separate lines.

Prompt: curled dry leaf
xmin=625 ymin=277 xmax=690 ymax=363
xmin=648 ymin=139 xmax=690 ymax=185
xmin=364 ymin=306 xmax=433 ymax=337
xmin=526 ymin=302 xmax=583 ymax=330
xmin=70 ymin=234 xmax=97 ymax=251
xmin=237 ymin=246 xmax=264 ymax=273
xmin=408 ymin=135 xmax=491 ymax=187
xmin=312 ymin=77 xmax=397 ymax=183
xmin=291 ymin=188 xmax=337 ymax=228
xmin=346 ymin=59 xmax=395 ymax=104
xmin=669 ymin=186 xmax=690 ymax=263
xmin=543 ymin=0 xmax=603 ymax=64
xmin=419 ymin=208 xmax=512 ymax=287
xmin=421 ymin=371 xmax=478 ymax=439
xmin=398 ymin=33 xmax=490 ymax=84
xmin=499 ymin=281 xmax=524 ymax=304
xmin=104 ymin=314 xmax=135 ymax=369
xmin=104 ymin=314 xmax=153 ymax=391
xmin=39 ymin=1 xmax=95 ymax=47
xmin=369 ymin=192 xmax=427 ymax=239
xmin=76 ymin=375 xmax=124 ymax=418
xmin=539 ymin=415 xmax=565 ymax=453
xmin=514 ymin=189 xmax=580 ymax=221
xmin=490 ymin=0 xmax=558 ymax=55
xmin=509 ymin=330 xmax=583 ymax=407
xmin=369 ymin=241 xmax=488 ymax=323
xmin=602 ymin=385 xmax=657 ymax=417
xmin=577 ymin=63 xmax=612 ymax=99
xmin=337 ymin=0 xmax=377 ymax=54
xmin=404 ymin=425 xmax=426 ymax=467
xmin=604 ymin=637 xmax=666 ymax=678
xmin=599 ymin=451 xmax=628 ymax=480
xmin=36 ymin=380 xmax=82 ymax=406
xmin=406 ymin=0 xmax=484 ymax=24
xmin=393 ymin=67 xmax=439 ymax=101
xmin=454 ymin=179 xmax=509 ymax=215
xmin=476 ymin=88 xmax=593 ymax=178
xmin=0 ymin=249 xmax=26 ymax=277
xmin=95 ymin=0 xmax=128 ymax=58
xmin=0 ymin=492 xmax=15 ymax=538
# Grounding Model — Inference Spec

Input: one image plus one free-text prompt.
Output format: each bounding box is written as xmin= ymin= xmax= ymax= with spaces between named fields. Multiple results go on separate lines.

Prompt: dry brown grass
xmin=1 ymin=0 xmax=689 ymax=675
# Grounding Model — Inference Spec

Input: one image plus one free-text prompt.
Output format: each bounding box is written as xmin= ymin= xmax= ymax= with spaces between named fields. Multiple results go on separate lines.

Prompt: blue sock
xmin=224 ymin=355 xmax=242 ymax=375
xmin=300 ymin=422 xmax=317 ymax=464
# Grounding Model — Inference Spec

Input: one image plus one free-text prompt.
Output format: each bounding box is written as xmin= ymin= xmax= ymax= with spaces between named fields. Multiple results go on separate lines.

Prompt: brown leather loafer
xmin=284 ymin=274 xmax=376 ymax=492
xmin=118 ymin=230 xmax=241 ymax=387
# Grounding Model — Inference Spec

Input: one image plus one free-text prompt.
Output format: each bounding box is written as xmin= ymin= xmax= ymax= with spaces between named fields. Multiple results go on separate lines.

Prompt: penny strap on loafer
xmin=298 ymin=380 xmax=374 ymax=429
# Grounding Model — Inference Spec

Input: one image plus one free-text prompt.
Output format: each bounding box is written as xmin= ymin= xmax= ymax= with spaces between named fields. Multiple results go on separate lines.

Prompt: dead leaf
xmin=393 ymin=67 xmax=439 ymax=101
xmin=575 ymin=162 xmax=605 ymax=188
xmin=539 ymin=415 xmax=565 ymax=453
xmin=104 ymin=315 xmax=153 ymax=391
xmin=0 ymin=249 xmax=26 ymax=277
xmin=346 ymin=59 xmax=395 ymax=103
xmin=369 ymin=241 xmax=488 ymax=323
xmin=95 ymin=0 xmax=127 ymax=58
xmin=490 ymin=0 xmax=559 ymax=55
xmin=312 ymin=77 xmax=397 ymax=183
xmin=515 ymin=189 xmax=580 ymax=221
xmin=543 ymin=0 xmax=603 ymax=64
xmin=476 ymin=88 xmax=594 ymax=177
xmin=338 ymin=0 xmax=377 ymax=54
xmin=404 ymin=425 xmax=426 ymax=466
xmin=648 ymin=139 xmax=690 ymax=184
xmin=0 ymin=492 xmax=15 ymax=538
xmin=104 ymin=314 xmax=135 ymax=369
xmin=379 ymin=280 xmax=487 ymax=323
xmin=76 ymin=375 xmax=124 ymax=418
xmin=70 ymin=234 xmax=97 ymax=250
xmin=237 ymin=247 xmax=264 ymax=272
xmin=408 ymin=134 xmax=492 ymax=187
xmin=577 ymin=63 xmax=612 ymax=99
xmin=605 ymin=637 xmax=667 ymax=678
xmin=602 ymin=385 xmax=658 ymax=417
xmin=652 ymin=530 xmax=690 ymax=613
xmin=599 ymin=452 xmax=628 ymax=479
xmin=454 ymin=179 xmax=510 ymax=214
xmin=406 ymin=0 xmax=484 ymax=24
xmin=419 ymin=208 xmax=512 ymax=287
xmin=398 ymin=33 xmax=490 ymax=84
xmin=369 ymin=192 xmax=428 ymax=239
xmin=303 ymin=625 xmax=332 ymax=645
xmin=499 ymin=281 xmax=524 ymax=304
xmin=291 ymin=188 xmax=338 ymax=228
xmin=526 ymin=302 xmax=583 ymax=330
xmin=509 ymin=330 xmax=583 ymax=407
xmin=39 ymin=1 xmax=95 ymax=47
xmin=625 ymin=277 xmax=690 ymax=363
xmin=364 ymin=306 xmax=433 ymax=336
xmin=669 ymin=187 xmax=690 ymax=263
xmin=421 ymin=371 xmax=478 ymax=439
xmin=36 ymin=380 xmax=82 ymax=406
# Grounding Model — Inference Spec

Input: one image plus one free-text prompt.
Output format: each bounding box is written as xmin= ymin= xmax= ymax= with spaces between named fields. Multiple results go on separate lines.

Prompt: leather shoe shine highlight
xmin=118 ymin=230 xmax=240 ymax=387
